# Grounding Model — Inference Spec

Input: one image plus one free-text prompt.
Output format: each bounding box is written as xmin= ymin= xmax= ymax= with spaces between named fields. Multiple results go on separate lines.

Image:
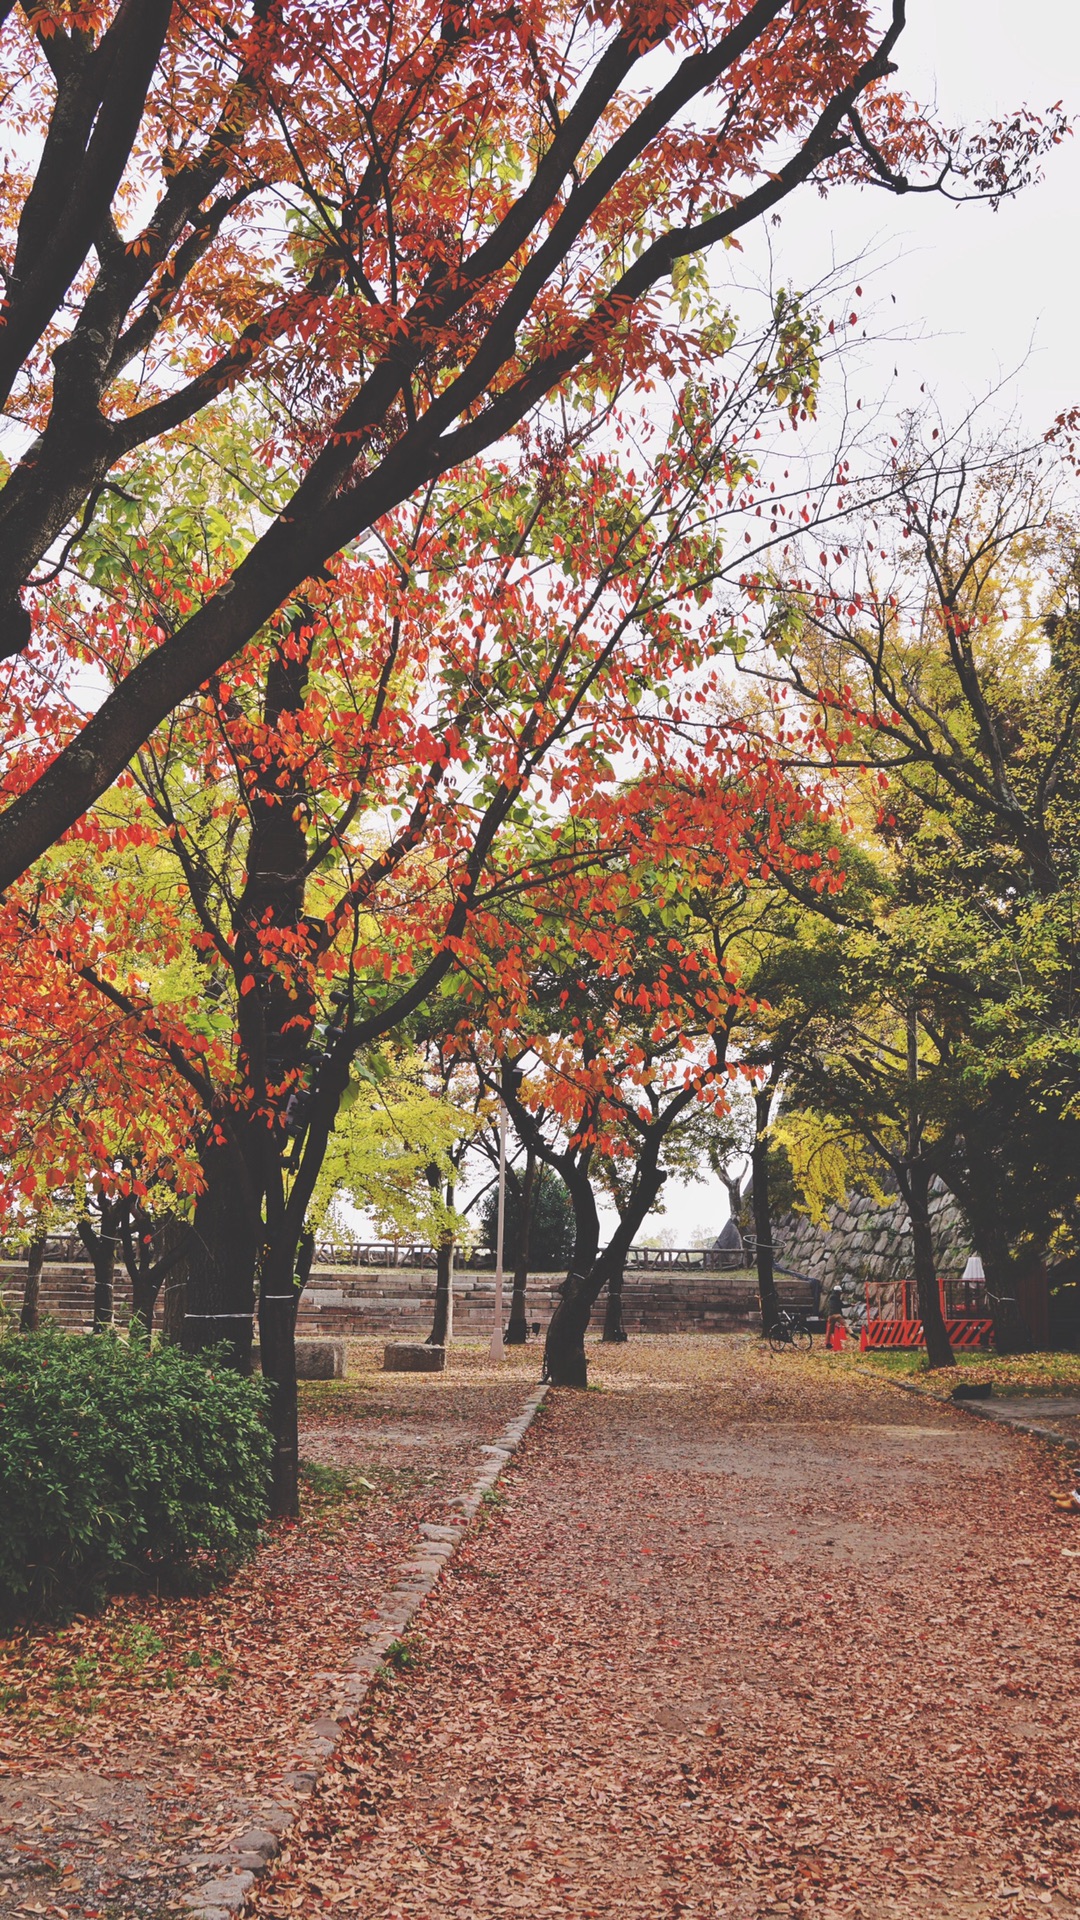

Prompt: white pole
xmin=445 ymin=1240 xmax=455 ymax=1345
xmin=489 ymin=1096 xmax=507 ymax=1362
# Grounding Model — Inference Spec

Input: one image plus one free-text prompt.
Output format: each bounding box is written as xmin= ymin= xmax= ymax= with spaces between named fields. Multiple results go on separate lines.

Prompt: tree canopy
xmin=0 ymin=0 xmax=1060 ymax=886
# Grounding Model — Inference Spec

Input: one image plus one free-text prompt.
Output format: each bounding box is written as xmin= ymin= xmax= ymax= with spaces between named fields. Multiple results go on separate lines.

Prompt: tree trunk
xmin=19 ymin=1229 xmax=45 ymax=1332
xmin=92 ymin=1244 xmax=115 ymax=1331
xmin=78 ymin=1199 xmax=121 ymax=1333
xmin=295 ymin=1228 xmax=315 ymax=1299
xmin=216 ymin=626 xmax=315 ymax=1504
xmin=130 ymin=1266 xmax=158 ymax=1345
xmin=752 ymin=1087 xmax=781 ymax=1334
xmin=505 ymin=1147 xmax=536 ymax=1345
xmin=903 ymin=1007 xmax=953 ymax=1368
xmin=977 ymin=1214 xmax=1033 ymax=1354
xmin=906 ymin=1160 xmax=955 ymax=1370
xmin=544 ymin=1150 xmax=666 ymax=1385
xmin=426 ymin=1172 xmax=455 ymax=1346
xmin=601 ymin=1263 xmax=627 ymax=1342
xmin=543 ymin=1170 xmax=601 ymax=1386
xmin=427 ymin=1234 xmax=454 ymax=1346
xmin=159 ymin=1220 xmax=188 ymax=1345
xmin=182 ymin=1138 xmax=259 ymax=1372
xmin=943 ymin=1136 xmax=1032 ymax=1354
xmin=258 ymin=1240 xmax=301 ymax=1520
xmin=543 ymin=1270 xmax=596 ymax=1386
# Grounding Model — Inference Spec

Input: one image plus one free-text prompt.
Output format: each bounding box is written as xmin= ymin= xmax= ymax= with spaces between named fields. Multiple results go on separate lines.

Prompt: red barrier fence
xmin=861 ymin=1276 xmax=993 ymax=1351
xmin=860 ymin=1315 xmax=993 ymax=1351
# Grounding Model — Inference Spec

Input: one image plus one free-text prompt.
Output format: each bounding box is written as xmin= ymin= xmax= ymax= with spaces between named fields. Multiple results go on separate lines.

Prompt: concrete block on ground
xmin=296 ymin=1339 xmax=346 ymax=1379
xmin=383 ymin=1341 xmax=445 ymax=1372
xmin=251 ymin=1339 xmax=346 ymax=1379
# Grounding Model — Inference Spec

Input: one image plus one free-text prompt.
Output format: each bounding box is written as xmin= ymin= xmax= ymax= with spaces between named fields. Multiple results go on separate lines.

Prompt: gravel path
xmin=247 ymin=1337 xmax=1080 ymax=1920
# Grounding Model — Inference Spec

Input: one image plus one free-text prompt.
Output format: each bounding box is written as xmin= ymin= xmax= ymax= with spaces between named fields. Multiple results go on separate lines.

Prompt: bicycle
xmin=766 ymin=1310 xmax=814 ymax=1353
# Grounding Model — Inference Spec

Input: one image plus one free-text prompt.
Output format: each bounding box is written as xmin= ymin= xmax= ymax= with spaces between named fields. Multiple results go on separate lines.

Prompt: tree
xmin=459 ymin=755 xmax=843 ymax=1380
xmin=480 ymin=1155 xmax=575 ymax=1343
xmin=0 ymin=836 xmax=205 ymax=1341
xmin=307 ymin=1045 xmax=471 ymax=1247
xmin=0 ymin=844 xmax=204 ymax=1216
xmin=748 ymin=435 xmax=1080 ymax=1346
xmin=0 ymin=0 xmax=1057 ymax=889
xmin=11 ymin=343 xmax=842 ymax=1508
xmin=639 ymin=794 xmax=864 ymax=1335
xmin=481 ymin=1164 xmax=576 ymax=1274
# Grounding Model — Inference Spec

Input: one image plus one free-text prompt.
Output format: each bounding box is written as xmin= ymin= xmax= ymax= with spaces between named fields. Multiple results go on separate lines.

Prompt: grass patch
xmin=113 ymin=1621 xmax=164 ymax=1673
xmin=382 ymin=1633 xmax=423 ymax=1672
xmin=298 ymin=1459 xmax=379 ymax=1510
xmin=854 ymin=1349 xmax=1080 ymax=1392
xmin=300 ymin=1459 xmax=355 ymax=1502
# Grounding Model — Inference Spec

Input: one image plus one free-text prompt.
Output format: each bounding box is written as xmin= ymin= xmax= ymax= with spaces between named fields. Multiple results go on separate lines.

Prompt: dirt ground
xmin=247 ymin=1337 xmax=1080 ymax=1920
xmin=0 ymin=1340 xmax=537 ymax=1920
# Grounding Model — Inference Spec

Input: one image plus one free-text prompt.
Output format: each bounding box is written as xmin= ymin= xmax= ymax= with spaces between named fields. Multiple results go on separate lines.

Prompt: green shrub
xmin=0 ymin=1330 xmax=271 ymax=1621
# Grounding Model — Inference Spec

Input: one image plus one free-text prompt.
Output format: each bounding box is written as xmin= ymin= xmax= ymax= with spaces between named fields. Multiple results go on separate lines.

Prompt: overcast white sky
xmin=749 ymin=0 xmax=1080 ymax=438
xmin=639 ymin=0 xmax=1080 ymax=1247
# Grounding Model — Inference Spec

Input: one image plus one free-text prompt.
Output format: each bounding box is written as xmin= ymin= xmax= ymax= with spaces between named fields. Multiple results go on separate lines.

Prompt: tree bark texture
xmin=905 ymin=1160 xmax=955 ymax=1370
xmin=129 ymin=1265 xmax=157 ymax=1345
xmin=120 ymin=1205 xmax=186 ymax=1345
xmin=182 ymin=1139 xmax=258 ymax=1373
xmin=543 ymin=1164 xmax=602 ymax=1385
xmin=543 ymin=1272 xmax=595 ymax=1388
xmin=601 ymin=1264 xmax=628 ymax=1342
xmin=505 ymin=1147 xmax=536 ymax=1345
xmin=944 ymin=1137 xmax=1033 ymax=1354
xmin=544 ymin=1157 xmax=665 ymax=1385
xmin=903 ymin=1007 xmax=954 ymax=1368
xmin=258 ymin=1241 xmax=301 ymax=1521
xmin=426 ymin=1171 xmax=455 ymax=1346
xmin=19 ymin=1229 xmax=45 ymax=1333
xmin=183 ymin=635 xmax=320 ymax=1513
xmin=427 ymin=1230 xmax=454 ymax=1347
xmin=77 ymin=1197 xmax=122 ymax=1333
xmin=159 ymin=1220 xmax=189 ymax=1345
xmin=752 ymin=1087 xmax=781 ymax=1335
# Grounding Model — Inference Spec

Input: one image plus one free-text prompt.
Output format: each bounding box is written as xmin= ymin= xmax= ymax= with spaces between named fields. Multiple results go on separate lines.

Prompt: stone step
xmin=3 ymin=1260 xmax=809 ymax=1337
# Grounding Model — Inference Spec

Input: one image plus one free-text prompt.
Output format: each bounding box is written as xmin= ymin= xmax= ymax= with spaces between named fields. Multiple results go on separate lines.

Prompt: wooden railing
xmin=309 ymin=1241 xmax=749 ymax=1272
xmin=4 ymin=1236 xmax=752 ymax=1275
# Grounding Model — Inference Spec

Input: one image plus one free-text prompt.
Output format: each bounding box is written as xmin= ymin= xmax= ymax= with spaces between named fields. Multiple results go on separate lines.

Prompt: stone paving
xmin=974 ymin=1396 xmax=1080 ymax=1442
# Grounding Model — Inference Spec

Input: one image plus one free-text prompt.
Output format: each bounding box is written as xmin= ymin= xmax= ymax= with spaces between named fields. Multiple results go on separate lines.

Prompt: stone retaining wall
xmin=773 ymin=1177 xmax=973 ymax=1314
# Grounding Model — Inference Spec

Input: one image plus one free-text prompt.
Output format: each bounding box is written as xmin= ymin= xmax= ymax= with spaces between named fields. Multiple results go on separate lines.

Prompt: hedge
xmin=0 ymin=1330 xmax=271 ymax=1621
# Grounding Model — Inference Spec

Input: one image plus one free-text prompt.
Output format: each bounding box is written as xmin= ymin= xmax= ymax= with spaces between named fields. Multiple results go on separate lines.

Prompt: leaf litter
xmin=245 ymin=1337 xmax=1080 ymax=1920
xmin=0 ymin=1340 xmax=534 ymax=1919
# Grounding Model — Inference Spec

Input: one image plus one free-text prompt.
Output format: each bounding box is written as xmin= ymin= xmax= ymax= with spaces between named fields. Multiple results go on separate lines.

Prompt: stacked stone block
xmin=773 ymin=1177 xmax=973 ymax=1318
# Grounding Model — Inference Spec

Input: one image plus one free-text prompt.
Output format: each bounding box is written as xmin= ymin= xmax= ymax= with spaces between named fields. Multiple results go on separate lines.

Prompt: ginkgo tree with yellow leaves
xmin=307 ymin=1045 xmax=474 ymax=1252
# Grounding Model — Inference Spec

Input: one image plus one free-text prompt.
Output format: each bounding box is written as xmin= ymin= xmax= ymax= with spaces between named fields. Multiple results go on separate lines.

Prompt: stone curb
xmin=181 ymin=1380 xmax=548 ymax=1919
xmin=855 ymin=1363 xmax=1080 ymax=1454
